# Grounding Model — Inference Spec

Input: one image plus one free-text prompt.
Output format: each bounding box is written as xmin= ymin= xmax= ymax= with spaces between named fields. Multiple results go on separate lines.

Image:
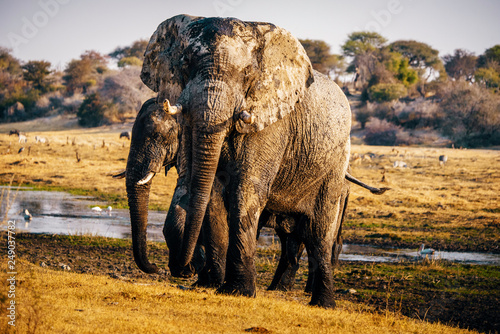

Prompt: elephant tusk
xmin=163 ymin=99 xmax=182 ymax=115
xmin=137 ymin=172 xmax=155 ymax=185
xmin=240 ymin=110 xmax=255 ymax=124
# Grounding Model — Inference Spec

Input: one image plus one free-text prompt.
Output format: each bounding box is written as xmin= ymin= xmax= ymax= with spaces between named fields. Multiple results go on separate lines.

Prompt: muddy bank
xmin=11 ymin=233 xmax=499 ymax=332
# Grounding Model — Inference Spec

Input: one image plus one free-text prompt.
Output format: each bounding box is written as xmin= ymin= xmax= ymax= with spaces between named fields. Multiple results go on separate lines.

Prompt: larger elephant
xmin=121 ymin=98 xmax=387 ymax=292
xmin=141 ymin=15 xmax=355 ymax=307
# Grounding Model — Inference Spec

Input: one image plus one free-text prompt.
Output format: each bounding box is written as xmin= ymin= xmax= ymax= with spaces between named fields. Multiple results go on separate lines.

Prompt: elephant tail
xmin=345 ymin=173 xmax=390 ymax=195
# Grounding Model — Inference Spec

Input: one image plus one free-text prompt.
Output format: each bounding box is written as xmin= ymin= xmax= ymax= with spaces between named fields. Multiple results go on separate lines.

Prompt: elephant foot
xmin=217 ymin=282 xmax=256 ymax=297
xmin=193 ymin=276 xmax=223 ymax=288
xmin=169 ymin=264 xmax=196 ymax=278
xmin=268 ymin=282 xmax=293 ymax=292
xmin=309 ymin=295 xmax=336 ymax=309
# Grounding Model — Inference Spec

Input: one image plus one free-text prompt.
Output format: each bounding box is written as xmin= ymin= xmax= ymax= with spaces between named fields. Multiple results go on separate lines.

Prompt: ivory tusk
xmin=163 ymin=99 xmax=182 ymax=115
xmin=137 ymin=172 xmax=155 ymax=185
xmin=240 ymin=110 xmax=255 ymax=124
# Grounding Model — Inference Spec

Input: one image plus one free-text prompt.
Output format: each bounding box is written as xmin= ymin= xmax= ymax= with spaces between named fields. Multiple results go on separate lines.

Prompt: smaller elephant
xmin=116 ymin=97 xmax=389 ymax=291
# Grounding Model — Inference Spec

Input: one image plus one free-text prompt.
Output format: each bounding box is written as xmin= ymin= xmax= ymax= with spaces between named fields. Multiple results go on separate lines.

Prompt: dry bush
xmin=61 ymin=92 xmax=85 ymax=114
xmin=437 ymin=81 xmax=500 ymax=147
xmin=363 ymin=118 xmax=402 ymax=146
xmin=98 ymin=67 xmax=154 ymax=119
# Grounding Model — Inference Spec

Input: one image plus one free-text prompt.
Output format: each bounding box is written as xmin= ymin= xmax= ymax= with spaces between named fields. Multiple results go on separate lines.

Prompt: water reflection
xmin=3 ymin=189 xmax=166 ymax=242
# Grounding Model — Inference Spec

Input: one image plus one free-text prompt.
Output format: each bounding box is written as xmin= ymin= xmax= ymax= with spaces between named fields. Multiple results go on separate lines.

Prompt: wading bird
xmin=418 ymin=244 xmax=435 ymax=256
xmin=91 ymin=206 xmax=102 ymax=215
xmin=24 ymin=209 xmax=32 ymax=221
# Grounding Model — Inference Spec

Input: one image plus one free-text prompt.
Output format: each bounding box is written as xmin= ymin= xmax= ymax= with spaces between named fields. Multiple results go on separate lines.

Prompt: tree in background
xmin=22 ymin=60 xmax=52 ymax=93
xmin=63 ymin=50 xmax=108 ymax=94
xmin=77 ymin=92 xmax=107 ymax=127
xmin=109 ymin=39 xmax=148 ymax=61
xmin=0 ymin=48 xmax=38 ymax=118
xmin=299 ymin=39 xmax=345 ymax=79
xmin=342 ymin=31 xmax=387 ymax=90
xmin=475 ymin=45 xmax=500 ymax=92
xmin=389 ymin=40 xmax=444 ymax=80
xmin=117 ymin=56 xmax=142 ymax=68
xmin=477 ymin=45 xmax=500 ymax=70
xmin=389 ymin=40 xmax=444 ymax=95
xmin=443 ymin=49 xmax=477 ymax=82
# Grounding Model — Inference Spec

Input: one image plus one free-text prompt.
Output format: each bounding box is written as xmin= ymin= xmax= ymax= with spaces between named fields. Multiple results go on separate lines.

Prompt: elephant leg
xmin=217 ymin=192 xmax=261 ymax=297
xmin=304 ymin=250 xmax=315 ymax=293
xmin=274 ymin=234 xmax=304 ymax=291
xmin=268 ymin=230 xmax=302 ymax=291
xmin=196 ymin=179 xmax=228 ymax=287
xmin=304 ymin=180 xmax=344 ymax=308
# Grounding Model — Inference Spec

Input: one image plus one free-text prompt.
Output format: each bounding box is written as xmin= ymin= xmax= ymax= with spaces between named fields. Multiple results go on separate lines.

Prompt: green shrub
xmin=368 ymin=83 xmax=407 ymax=102
xmin=77 ymin=93 xmax=107 ymax=127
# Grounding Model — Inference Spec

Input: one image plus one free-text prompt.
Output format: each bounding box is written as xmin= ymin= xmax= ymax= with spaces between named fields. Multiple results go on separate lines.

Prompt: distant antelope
xmin=393 ymin=160 xmax=407 ymax=168
xmin=18 ymin=134 xmax=27 ymax=143
xmin=439 ymin=155 xmax=448 ymax=166
xmin=35 ymin=136 xmax=47 ymax=144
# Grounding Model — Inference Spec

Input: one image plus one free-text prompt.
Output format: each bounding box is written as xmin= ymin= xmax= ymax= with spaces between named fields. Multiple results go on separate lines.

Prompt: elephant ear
xmin=141 ymin=14 xmax=203 ymax=103
xmin=237 ymin=25 xmax=314 ymax=133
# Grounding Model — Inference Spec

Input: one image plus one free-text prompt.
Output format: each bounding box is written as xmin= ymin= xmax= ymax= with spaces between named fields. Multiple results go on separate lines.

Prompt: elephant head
xmin=124 ymin=97 xmax=180 ymax=273
xmin=141 ymin=15 xmax=314 ymax=268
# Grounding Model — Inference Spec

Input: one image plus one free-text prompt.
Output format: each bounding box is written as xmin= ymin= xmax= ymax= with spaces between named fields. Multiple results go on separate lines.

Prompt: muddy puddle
xmin=2 ymin=188 xmax=500 ymax=266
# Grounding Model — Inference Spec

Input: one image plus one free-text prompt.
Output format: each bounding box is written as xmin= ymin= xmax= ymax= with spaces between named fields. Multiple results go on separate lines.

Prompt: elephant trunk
xmin=127 ymin=179 xmax=159 ymax=273
xmin=179 ymin=129 xmax=225 ymax=267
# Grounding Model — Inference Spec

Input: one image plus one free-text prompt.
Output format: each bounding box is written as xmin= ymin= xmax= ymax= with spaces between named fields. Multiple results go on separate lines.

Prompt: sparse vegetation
xmin=0 ymin=122 xmax=498 ymax=332
xmin=3 ymin=236 xmax=493 ymax=333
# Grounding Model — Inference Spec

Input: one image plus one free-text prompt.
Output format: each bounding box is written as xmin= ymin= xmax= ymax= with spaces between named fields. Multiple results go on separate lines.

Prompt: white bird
xmin=106 ymin=206 xmax=112 ymax=216
xmin=24 ymin=209 xmax=32 ymax=221
xmin=418 ymin=244 xmax=435 ymax=256
xmin=91 ymin=206 xmax=102 ymax=214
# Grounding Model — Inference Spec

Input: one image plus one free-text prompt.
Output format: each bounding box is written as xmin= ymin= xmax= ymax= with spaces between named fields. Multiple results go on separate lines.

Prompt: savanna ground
xmin=0 ymin=115 xmax=499 ymax=333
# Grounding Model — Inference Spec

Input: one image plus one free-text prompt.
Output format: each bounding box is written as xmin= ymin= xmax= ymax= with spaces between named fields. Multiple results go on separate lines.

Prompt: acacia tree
xmin=109 ymin=39 xmax=148 ymax=61
xmin=389 ymin=40 xmax=444 ymax=79
xmin=0 ymin=48 xmax=39 ymax=117
xmin=342 ymin=31 xmax=387 ymax=89
xmin=443 ymin=49 xmax=477 ymax=82
xmin=389 ymin=40 xmax=445 ymax=96
xmin=22 ymin=60 xmax=52 ymax=93
xmin=299 ymin=39 xmax=344 ymax=78
xmin=477 ymin=45 xmax=500 ymax=71
xmin=63 ymin=50 xmax=108 ymax=94
xmin=476 ymin=45 xmax=500 ymax=92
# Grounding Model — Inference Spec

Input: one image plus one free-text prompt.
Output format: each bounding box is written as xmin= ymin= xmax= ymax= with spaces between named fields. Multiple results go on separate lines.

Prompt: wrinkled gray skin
xmin=121 ymin=98 xmax=331 ymax=288
xmin=123 ymin=98 xmax=204 ymax=275
xmin=124 ymin=97 xmax=386 ymax=294
xmin=121 ymin=98 xmax=308 ymax=287
xmin=141 ymin=15 xmax=352 ymax=308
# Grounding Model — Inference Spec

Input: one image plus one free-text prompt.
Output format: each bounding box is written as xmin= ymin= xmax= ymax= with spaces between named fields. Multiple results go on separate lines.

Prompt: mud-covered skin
xmin=142 ymin=15 xmax=354 ymax=307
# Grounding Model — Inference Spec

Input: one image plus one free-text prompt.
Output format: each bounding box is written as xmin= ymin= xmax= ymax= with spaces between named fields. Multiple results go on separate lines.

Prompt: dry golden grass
xmin=1 ymin=260 xmax=475 ymax=334
xmin=1 ymin=122 xmax=499 ymax=250
xmin=0 ymin=122 xmax=496 ymax=333
xmin=0 ymin=123 xmax=177 ymax=210
xmin=346 ymin=146 xmax=500 ymax=251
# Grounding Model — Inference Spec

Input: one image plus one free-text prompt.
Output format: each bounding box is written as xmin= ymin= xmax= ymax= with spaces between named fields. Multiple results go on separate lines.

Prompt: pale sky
xmin=1 ymin=0 xmax=499 ymax=70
